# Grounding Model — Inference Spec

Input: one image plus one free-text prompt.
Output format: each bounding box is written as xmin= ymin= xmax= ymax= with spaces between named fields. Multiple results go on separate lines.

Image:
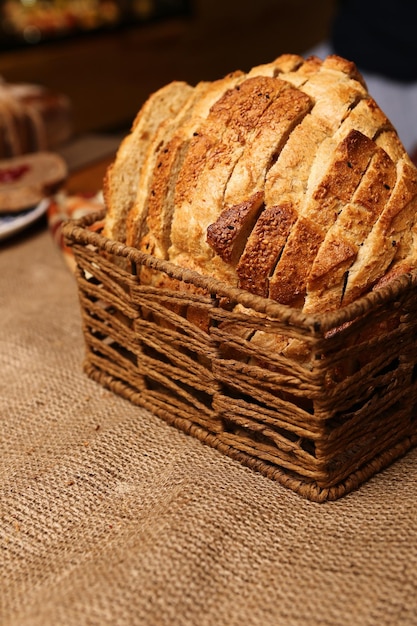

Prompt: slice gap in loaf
xmin=194 ymin=59 xmax=348 ymax=285
xmin=214 ymin=57 xmax=367 ymax=311
xmin=303 ymin=143 xmax=397 ymax=313
xmin=212 ymin=81 xmax=312 ymax=295
xmin=102 ymin=80 xmax=193 ymax=244
xmin=303 ymin=94 xmax=390 ymax=204
xmin=264 ymin=59 xmax=381 ymax=307
xmin=264 ymin=57 xmax=366 ymax=216
xmin=342 ymin=157 xmax=417 ymax=305
xmin=224 ymin=82 xmax=313 ymax=206
xmin=267 ymin=122 xmax=374 ymax=307
xmin=303 ymin=92 xmax=364 ymax=200
xmin=236 ymin=202 xmax=298 ymax=297
xmin=272 ymin=55 xmax=324 ymax=89
xmin=132 ymin=71 xmax=253 ymax=292
xmin=335 ymin=96 xmax=393 ymax=143
xmin=305 ymin=129 xmax=377 ymax=230
xmin=277 ymin=57 xmax=369 ymax=207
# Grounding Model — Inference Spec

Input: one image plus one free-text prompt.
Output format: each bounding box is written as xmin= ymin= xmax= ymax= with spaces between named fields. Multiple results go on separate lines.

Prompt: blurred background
xmin=0 ymin=0 xmax=336 ymax=137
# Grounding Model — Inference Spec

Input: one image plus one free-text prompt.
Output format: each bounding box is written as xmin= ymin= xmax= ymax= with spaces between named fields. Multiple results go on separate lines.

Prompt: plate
xmin=0 ymin=198 xmax=50 ymax=242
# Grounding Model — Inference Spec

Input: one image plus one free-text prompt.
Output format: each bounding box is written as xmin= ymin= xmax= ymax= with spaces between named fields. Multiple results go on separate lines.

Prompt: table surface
xmin=2 ymin=156 xmax=417 ymax=626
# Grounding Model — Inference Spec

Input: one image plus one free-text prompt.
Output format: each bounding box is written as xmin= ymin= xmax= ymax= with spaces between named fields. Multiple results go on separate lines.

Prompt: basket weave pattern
xmin=64 ymin=211 xmax=417 ymax=501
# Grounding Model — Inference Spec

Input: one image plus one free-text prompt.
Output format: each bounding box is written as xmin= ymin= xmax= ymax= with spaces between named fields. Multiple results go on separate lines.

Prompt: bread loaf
xmin=103 ymin=54 xmax=417 ymax=315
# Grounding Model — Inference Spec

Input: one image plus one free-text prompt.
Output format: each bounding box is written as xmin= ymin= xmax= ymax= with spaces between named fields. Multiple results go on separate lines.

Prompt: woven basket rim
xmin=63 ymin=209 xmax=417 ymax=335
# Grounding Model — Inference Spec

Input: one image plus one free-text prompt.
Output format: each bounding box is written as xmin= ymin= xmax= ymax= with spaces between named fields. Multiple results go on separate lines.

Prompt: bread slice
xmin=304 ymin=143 xmax=397 ymax=313
xmin=169 ymin=74 xmax=292 ymax=283
xmin=221 ymin=59 xmax=327 ymax=300
xmin=342 ymin=157 xmax=417 ymax=304
xmin=102 ymin=80 xmax=193 ymax=243
xmin=130 ymin=72 xmax=245 ymax=257
xmin=125 ymin=80 xmax=211 ymax=253
xmin=224 ymin=84 xmax=313 ymax=206
xmin=269 ymin=130 xmax=377 ymax=307
xmin=237 ymin=202 xmax=298 ymax=297
xmin=264 ymin=62 xmax=368 ymax=305
xmin=264 ymin=59 xmax=366 ymax=214
xmin=206 ymin=191 xmax=265 ymax=265
xmin=0 ymin=151 xmax=67 ymax=213
xmin=166 ymin=58 xmax=321 ymax=280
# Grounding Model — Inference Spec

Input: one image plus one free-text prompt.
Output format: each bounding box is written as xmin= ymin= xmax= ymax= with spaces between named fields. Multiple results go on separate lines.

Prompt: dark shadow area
xmin=0 ymin=0 xmax=336 ymax=135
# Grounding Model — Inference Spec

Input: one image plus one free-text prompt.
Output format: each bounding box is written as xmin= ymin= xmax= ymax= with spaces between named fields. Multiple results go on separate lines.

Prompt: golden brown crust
xmin=173 ymin=75 xmax=285 ymax=209
xmin=170 ymin=74 xmax=294 ymax=281
xmin=224 ymin=84 xmax=312 ymax=205
xmin=304 ymin=142 xmax=397 ymax=312
xmin=206 ymin=191 xmax=265 ymax=265
xmin=267 ymin=53 xmax=305 ymax=75
xmin=321 ymin=54 xmax=368 ymax=88
xmin=307 ymin=130 xmax=377 ymax=226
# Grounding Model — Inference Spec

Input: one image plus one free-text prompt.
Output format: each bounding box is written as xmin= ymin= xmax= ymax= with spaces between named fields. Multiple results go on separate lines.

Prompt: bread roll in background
xmin=0 ymin=79 xmax=72 ymax=158
xmin=103 ymin=54 xmax=417 ymax=315
xmin=0 ymin=151 xmax=67 ymax=213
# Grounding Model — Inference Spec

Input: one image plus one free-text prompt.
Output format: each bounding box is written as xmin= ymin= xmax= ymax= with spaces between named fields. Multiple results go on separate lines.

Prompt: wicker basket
xmin=63 ymin=210 xmax=417 ymax=502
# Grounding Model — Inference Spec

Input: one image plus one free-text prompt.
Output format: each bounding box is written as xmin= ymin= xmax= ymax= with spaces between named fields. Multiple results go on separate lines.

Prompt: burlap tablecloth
xmin=2 ymin=223 xmax=417 ymax=626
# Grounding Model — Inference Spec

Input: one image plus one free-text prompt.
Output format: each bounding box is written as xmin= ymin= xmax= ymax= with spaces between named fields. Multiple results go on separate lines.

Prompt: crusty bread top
xmin=103 ymin=54 xmax=417 ymax=313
